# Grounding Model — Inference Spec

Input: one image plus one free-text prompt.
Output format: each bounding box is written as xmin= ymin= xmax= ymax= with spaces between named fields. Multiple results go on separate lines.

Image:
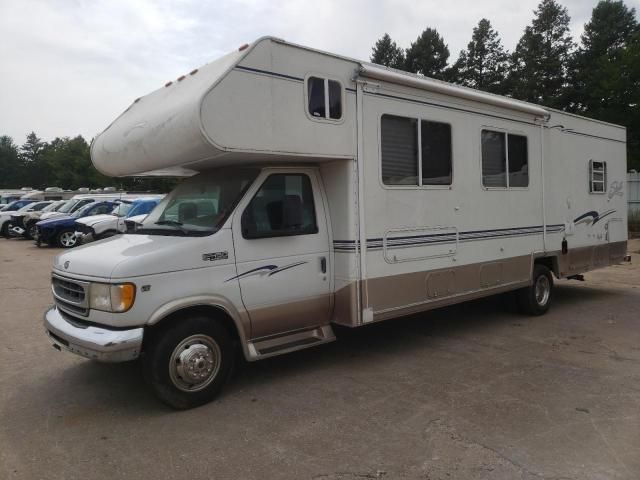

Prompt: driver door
xmin=232 ymin=169 xmax=331 ymax=339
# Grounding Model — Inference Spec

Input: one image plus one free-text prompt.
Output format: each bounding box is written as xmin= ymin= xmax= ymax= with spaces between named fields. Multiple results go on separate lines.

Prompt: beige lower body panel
xmin=248 ymin=294 xmax=331 ymax=339
xmin=331 ymin=241 xmax=627 ymax=327
xmin=366 ymin=254 xmax=532 ymax=323
xmin=556 ymin=241 xmax=627 ymax=278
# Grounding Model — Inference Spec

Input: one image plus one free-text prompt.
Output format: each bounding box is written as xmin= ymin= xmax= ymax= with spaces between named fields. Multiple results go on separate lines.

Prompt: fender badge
xmin=64 ymin=261 xmax=70 ymax=269
xmin=203 ymin=251 xmax=228 ymax=262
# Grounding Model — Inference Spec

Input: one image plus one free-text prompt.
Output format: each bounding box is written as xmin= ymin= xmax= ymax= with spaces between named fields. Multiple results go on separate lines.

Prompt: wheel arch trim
xmin=147 ymin=296 xmax=252 ymax=359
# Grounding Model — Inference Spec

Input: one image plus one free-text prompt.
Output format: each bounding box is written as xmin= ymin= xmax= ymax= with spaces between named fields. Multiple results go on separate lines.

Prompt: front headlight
xmin=89 ymin=282 xmax=136 ymax=313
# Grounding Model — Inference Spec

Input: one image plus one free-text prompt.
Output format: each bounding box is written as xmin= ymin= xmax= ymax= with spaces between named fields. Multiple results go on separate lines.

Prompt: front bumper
xmin=44 ymin=306 xmax=144 ymax=362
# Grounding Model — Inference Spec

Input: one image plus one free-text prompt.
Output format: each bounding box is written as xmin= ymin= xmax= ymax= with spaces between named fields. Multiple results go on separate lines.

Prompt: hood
xmin=53 ymin=230 xmax=232 ymax=280
xmin=37 ymin=215 xmax=74 ymax=228
xmin=126 ymin=214 xmax=148 ymax=224
xmin=40 ymin=211 xmax=65 ymax=221
xmin=76 ymin=214 xmax=116 ymax=228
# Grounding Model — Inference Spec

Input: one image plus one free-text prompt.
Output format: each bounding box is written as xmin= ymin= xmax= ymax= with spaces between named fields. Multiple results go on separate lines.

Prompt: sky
xmin=1 ymin=0 xmax=639 ymax=144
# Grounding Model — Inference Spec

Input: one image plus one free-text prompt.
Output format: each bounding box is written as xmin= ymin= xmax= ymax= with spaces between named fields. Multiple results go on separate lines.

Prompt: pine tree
xmin=0 ymin=136 xmax=21 ymax=188
xmin=371 ymin=33 xmax=406 ymax=70
xmin=508 ymin=0 xmax=574 ymax=107
xmin=568 ymin=1 xmax=639 ymax=170
xmin=569 ymin=0 xmax=638 ymax=114
xmin=19 ymin=132 xmax=48 ymax=188
xmin=405 ymin=28 xmax=450 ymax=79
xmin=452 ymin=19 xmax=509 ymax=94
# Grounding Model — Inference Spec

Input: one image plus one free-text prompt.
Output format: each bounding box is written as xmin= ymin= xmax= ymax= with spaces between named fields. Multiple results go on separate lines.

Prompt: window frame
xmin=588 ymin=160 xmax=607 ymax=194
xmin=304 ymin=73 xmax=345 ymax=124
xmin=241 ymin=173 xmax=319 ymax=240
xmin=480 ymin=127 xmax=530 ymax=190
xmin=379 ymin=113 xmax=454 ymax=190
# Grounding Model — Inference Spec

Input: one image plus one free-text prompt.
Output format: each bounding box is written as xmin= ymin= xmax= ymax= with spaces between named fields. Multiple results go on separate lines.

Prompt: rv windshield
xmin=137 ymin=168 xmax=259 ymax=237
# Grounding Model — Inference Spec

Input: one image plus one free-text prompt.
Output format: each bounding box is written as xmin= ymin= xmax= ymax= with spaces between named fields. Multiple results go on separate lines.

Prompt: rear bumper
xmin=44 ymin=306 xmax=144 ymax=362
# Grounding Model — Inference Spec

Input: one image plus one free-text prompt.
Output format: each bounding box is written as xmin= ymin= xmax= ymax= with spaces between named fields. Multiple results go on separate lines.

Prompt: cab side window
xmin=92 ymin=204 xmax=114 ymax=215
xmin=242 ymin=174 xmax=318 ymax=239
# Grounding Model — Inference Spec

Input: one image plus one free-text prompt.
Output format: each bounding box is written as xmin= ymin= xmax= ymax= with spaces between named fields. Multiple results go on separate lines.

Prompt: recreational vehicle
xmin=44 ymin=37 xmax=628 ymax=409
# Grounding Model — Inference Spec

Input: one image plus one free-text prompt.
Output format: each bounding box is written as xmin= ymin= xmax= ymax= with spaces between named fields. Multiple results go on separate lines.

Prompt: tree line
xmin=371 ymin=0 xmax=640 ymax=170
xmin=0 ymin=132 xmax=176 ymax=191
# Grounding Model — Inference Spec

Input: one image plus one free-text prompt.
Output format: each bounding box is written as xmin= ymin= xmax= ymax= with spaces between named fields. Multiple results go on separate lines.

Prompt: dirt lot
xmin=1 ymin=237 xmax=640 ymax=480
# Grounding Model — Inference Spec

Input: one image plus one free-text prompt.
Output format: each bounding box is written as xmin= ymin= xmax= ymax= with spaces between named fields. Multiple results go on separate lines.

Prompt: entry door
xmin=232 ymin=170 xmax=331 ymax=339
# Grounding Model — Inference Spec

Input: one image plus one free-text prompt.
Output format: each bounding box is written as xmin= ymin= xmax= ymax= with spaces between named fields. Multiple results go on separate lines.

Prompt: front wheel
xmin=25 ymin=222 xmax=37 ymax=240
xmin=56 ymin=229 xmax=78 ymax=248
xmin=0 ymin=222 xmax=9 ymax=238
xmin=143 ymin=316 xmax=234 ymax=409
xmin=517 ymin=264 xmax=553 ymax=315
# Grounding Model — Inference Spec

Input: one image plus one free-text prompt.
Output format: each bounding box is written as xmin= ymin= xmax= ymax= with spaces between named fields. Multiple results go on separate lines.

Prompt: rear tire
xmin=517 ymin=264 xmax=553 ymax=315
xmin=56 ymin=229 xmax=78 ymax=248
xmin=143 ymin=316 xmax=234 ymax=409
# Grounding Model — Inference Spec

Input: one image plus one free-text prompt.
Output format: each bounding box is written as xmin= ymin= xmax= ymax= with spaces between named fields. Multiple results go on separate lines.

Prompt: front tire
xmin=0 ymin=222 xmax=9 ymax=238
xmin=143 ymin=316 xmax=234 ymax=409
xmin=517 ymin=264 xmax=553 ymax=315
xmin=25 ymin=222 xmax=37 ymax=240
xmin=56 ymin=229 xmax=78 ymax=248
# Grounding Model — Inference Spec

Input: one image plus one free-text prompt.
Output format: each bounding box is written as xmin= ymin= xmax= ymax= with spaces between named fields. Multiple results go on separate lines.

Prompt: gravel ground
xmin=1 ymin=237 xmax=640 ymax=480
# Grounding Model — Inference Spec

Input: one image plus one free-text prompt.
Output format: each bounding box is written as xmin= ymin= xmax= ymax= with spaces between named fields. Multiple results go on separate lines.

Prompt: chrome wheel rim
xmin=535 ymin=275 xmax=550 ymax=306
xmin=60 ymin=231 xmax=76 ymax=247
xmin=28 ymin=225 xmax=37 ymax=238
xmin=169 ymin=334 xmax=221 ymax=392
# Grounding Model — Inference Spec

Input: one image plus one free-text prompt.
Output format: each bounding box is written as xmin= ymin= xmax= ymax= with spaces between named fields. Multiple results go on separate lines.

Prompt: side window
xmin=381 ymin=115 xmax=418 ymax=185
xmin=307 ymin=77 xmax=342 ymax=121
xmin=242 ymin=174 xmax=318 ymax=239
xmin=92 ymin=204 xmax=113 ymax=215
xmin=589 ymin=160 xmax=607 ymax=193
xmin=482 ymin=130 xmax=528 ymax=188
xmin=421 ymin=120 xmax=452 ymax=185
xmin=508 ymin=134 xmax=528 ymax=187
xmin=381 ymin=114 xmax=452 ymax=186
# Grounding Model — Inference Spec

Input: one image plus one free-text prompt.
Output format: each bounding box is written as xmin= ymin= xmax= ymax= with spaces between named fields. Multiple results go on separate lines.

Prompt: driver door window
xmin=241 ymin=174 xmax=318 ymax=239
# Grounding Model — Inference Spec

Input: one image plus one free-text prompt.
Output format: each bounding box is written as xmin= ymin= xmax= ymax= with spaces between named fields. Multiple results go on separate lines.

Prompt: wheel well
xmin=534 ymin=256 xmax=558 ymax=278
xmin=144 ymin=305 xmax=241 ymax=348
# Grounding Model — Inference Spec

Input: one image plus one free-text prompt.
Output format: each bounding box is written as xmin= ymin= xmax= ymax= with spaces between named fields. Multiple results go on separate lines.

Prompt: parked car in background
xmin=0 ymin=200 xmax=38 ymax=237
xmin=75 ymin=197 xmax=162 ymax=243
xmin=39 ymin=197 xmax=98 ymax=222
xmin=35 ymin=201 xmax=118 ymax=248
xmin=7 ymin=201 xmax=54 ymax=237
xmin=19 ymin=200 xmax=68 ymax=239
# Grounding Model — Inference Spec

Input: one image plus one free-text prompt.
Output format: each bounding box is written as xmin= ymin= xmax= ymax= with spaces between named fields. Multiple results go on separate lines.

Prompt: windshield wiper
xmin=155 ymin=220 xmax=184 ymax=227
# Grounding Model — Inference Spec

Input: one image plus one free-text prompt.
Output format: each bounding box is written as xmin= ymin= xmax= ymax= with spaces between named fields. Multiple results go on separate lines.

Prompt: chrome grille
xmin=52 ymin=274 xmax=89 ymax=317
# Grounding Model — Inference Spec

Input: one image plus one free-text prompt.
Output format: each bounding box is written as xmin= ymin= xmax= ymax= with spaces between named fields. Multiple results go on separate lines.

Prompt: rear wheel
xmin=143 ymin=316 xmax=234 ymax=409
xmin=56 ymin=229 xmax=78 ymax=248
xmin=517 ymin=264 xmax=553 ymax=315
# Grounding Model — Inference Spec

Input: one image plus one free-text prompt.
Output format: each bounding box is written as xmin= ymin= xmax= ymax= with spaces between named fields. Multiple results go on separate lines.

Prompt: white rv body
xmin=45 ymin=37 xmax=628 ymax=408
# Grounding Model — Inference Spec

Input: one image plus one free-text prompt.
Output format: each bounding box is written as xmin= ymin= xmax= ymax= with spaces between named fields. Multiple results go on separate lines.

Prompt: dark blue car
xmin=35 ymin=201 xmax=117 ymax=248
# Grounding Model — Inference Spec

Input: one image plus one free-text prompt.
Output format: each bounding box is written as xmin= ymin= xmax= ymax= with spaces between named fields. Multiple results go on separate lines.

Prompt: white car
xmin=75 ymin=198 xmax=161 ymax=243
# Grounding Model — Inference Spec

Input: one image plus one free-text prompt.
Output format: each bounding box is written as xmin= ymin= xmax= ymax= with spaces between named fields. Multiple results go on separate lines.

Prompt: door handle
xmin=320 ymin=256 xmax=327 ymax=274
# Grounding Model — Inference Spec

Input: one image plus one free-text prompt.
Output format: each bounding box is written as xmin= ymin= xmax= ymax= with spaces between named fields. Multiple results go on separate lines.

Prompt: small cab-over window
xmin=481 ymin=130 xmax=528 ymax=188
xmin=589 ymin=160 xmax=607 ymax=193
xmin=381 ymin=114 xmax=452 ymax=186
xmin=307 ymin=77 xmax=342 ymax=120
